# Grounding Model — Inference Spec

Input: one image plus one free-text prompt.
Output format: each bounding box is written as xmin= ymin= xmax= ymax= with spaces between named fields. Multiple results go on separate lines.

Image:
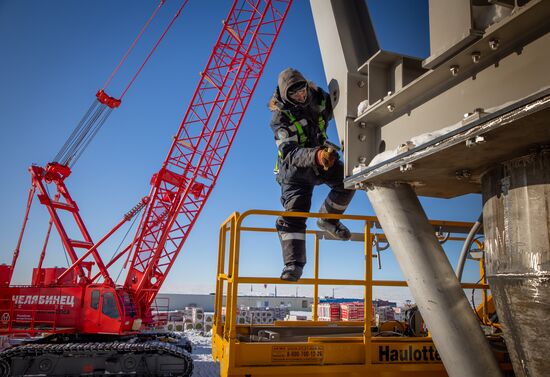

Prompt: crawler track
xmin=0 ymin=338 xmax=193 ymax=377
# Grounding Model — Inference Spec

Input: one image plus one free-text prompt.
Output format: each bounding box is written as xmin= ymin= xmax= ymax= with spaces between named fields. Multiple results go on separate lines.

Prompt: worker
xmin=269 ymin=68 xmax=355 ymax=282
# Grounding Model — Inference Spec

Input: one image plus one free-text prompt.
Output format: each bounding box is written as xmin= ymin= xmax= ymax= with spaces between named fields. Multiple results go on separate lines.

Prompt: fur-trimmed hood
xmin=268 ymin=68 xmax=318 ymax=111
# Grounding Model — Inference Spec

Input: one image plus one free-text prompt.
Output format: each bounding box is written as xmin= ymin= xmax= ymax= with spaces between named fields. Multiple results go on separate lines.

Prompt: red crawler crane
xmin=0 ymin=1 xmax=292 ymax=376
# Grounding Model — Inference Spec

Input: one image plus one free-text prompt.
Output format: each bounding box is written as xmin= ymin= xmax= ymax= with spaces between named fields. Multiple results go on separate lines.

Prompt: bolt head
xmin=474 ymin=135 xmax=485 ymax=144
xmin=400 ymin=163 xmax=413 ymax=172
xmin=489 ymin=38 xmax=500 ymax=50
xmin=450 ymin=65 xmax=460 ymax=76
xmin=455 ymin=169 xmax=472 ymax=180
xmin=387 ymin=104 xmax=395 ymax=112
xmin=471 ymin=51 xmax=481 ymax=63
xmin=358 ymin=134 xmax=367 ymax=142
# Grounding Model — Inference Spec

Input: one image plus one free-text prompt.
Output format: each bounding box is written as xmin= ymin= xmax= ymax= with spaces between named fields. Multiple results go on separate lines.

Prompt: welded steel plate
xmin=345 ymin=89 xmax=550 ymax=198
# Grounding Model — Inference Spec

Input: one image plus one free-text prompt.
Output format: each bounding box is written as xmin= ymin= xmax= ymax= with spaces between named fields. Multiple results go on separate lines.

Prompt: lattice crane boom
xmin=0 ymin=2 xmax=293 ymax=374
xmin=125 ymin=0 xmax=292 ymax=311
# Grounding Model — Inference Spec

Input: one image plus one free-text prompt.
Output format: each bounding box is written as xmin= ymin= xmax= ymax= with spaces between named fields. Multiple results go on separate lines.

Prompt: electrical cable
xmin=406 ymin=307 xmax=418 ymax=336
xmin=437 ymin=231 xmax=451 ymax=244
xmin=456 ymin=213 xmax=483 ymax=281
xmin=375 ymin=331 xmax=405 ymax=337
xmin=374 ymin=235 xmax=389 ymax=251
xmin=471 ymin=274 xmax=485 ymax=324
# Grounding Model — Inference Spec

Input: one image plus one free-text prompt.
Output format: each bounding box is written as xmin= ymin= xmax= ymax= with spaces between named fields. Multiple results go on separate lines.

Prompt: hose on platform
xmin=456 ymin=213 xmax=483 ymax=281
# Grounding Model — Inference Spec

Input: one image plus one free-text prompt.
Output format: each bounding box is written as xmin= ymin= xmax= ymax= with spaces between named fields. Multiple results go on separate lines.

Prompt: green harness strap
xmin=282 ymin=110 xmax=308 ymax=146
xmin=317 ymin=99 xmax=327 ymax=139
xmin=274 ymin=99 xmax=328 ymax=173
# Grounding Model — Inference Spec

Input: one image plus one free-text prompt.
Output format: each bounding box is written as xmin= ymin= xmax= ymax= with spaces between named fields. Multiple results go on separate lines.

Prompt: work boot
xmin=280 ymin=264 xmax=303 ymax=282
xmin=317 ymin=219 xmax=352 ymax=241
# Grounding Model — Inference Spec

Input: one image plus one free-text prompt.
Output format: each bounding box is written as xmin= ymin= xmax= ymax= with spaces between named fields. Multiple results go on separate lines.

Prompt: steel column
xmin=366 ymin=183 xmax=502 ymax=377
xmin=481 ymin=147 xmax=550 ymax=377
xmin=309 ymin=0 xmax=379 ymax=177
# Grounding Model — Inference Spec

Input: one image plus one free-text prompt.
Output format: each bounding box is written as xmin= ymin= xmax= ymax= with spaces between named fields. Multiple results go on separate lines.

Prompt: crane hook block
xmin=96 ymin=90 xmax=122 ymax=109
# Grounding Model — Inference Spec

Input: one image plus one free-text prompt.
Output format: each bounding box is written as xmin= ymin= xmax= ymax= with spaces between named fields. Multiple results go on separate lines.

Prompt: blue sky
xmin=0 ymin=1 xmax=482 ymax=302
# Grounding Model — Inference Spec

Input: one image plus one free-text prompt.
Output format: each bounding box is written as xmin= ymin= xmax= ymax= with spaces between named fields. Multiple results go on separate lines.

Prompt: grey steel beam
xmin=355 ymin=1 xmax=550 ymax=143
xmin=346 ymin=89 xmax=550 ymax=196
xmin=366 ymin=183 xmax=503 ymax=377
xmin=482 ymin=148 xmax=550 ymax=377
xmin=309 ymin=0 xmax=379 ymax=177
xmin=424 ymin=0 xmax=482 ymax=69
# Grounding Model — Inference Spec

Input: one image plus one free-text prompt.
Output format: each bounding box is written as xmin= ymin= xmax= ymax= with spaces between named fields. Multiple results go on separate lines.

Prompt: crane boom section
xmin=125 ymin=0 xmax=293 ymax=310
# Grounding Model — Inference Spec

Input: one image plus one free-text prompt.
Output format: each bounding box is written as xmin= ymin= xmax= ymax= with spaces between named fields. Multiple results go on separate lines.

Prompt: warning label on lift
xmin=271 ymin=345 xmax=324 ymax=363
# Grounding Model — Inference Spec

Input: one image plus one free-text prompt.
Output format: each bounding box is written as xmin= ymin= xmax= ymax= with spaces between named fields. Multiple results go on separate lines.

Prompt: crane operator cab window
xmin=91 ymin=289 xmax=100 ymax=310
xmin=102 ymin=292 xmax=120 ymax=319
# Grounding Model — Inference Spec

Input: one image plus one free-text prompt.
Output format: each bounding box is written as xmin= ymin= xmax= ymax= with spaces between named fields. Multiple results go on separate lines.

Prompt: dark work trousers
xmin=276 ymin=160 xmax=355 ymax=267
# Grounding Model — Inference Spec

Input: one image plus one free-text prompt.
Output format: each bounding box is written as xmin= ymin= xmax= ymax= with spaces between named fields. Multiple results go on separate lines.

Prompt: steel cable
xmin=70 ymin=107 xmax=113 ymax=166
xmin=56 ymin=104 xmax=107 ymax=166
xmin=114 ymin=207 xmax=143 ymax=284
xmin=54 ymin=1 xmax=189 ymax=167
xmin=53 ymin=98 xmax=99 ymax=163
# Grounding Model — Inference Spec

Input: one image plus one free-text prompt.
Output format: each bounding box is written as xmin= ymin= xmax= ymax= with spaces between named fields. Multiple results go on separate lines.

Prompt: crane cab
xmin=81 ymin=286 xmax=140 ymax=335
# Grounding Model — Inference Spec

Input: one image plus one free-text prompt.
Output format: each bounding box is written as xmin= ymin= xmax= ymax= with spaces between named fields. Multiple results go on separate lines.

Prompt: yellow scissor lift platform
xmin=212 ymin=210 xmax=512 ymax=377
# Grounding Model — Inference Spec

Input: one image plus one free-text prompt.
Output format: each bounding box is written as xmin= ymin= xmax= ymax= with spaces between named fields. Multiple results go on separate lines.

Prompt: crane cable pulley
xmin=53 ymin=0 xmax=189 ymax=168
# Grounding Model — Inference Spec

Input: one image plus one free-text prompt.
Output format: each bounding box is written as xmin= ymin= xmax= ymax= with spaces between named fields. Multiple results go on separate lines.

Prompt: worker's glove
xmin=316 ymin=147 xmax=338 ymax=171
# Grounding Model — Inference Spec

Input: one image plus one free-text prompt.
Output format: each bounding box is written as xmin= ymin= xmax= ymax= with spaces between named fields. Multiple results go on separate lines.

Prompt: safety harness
xmin=274 ymin=99 xmax=327 ymax=173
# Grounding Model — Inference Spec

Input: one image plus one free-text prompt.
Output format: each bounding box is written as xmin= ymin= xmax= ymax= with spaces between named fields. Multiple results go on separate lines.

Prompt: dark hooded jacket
xmin=269 ymin=68 xmax=333 ymax=185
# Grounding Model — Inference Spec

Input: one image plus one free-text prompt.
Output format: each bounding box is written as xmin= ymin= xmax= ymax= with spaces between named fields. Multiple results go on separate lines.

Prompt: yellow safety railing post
xmin=481 ymin=255 xmax=489 ymax=325
xmin=224 ymin=214 xmax=238 ymax=341
xmin=227 ymin=212 xmax=244 ymax=370
xmin=364 ymin=220 xmax=373 ymax=366
xmin=215 ymin=216 xmax=230 ymax=339
xmin=313 ymin=234 xmax=320 ymax=321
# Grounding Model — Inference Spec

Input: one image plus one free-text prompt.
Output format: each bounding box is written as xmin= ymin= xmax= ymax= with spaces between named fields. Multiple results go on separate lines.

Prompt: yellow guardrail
xmin=212 ymin=210 xmax=494 ymax=376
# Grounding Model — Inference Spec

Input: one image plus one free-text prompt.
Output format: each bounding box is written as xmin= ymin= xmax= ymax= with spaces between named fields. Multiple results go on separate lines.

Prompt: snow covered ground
xmin=184 ymin=330 xmax=220 ymax=377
